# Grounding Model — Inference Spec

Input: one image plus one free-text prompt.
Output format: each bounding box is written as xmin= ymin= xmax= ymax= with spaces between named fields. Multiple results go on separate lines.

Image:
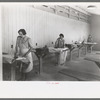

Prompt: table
xmin=3 ymin=46 xmax=68 ymax=80
xmin=48 ymin=47 xmax=69 ymax=64
xmin=84 ymin=42 xmax=97 ymax=54
xmin=32 ymin=47 xmax=68 ymax=74
xmin=34 ymin=46 xmax=49 ymax=74
xmin=65 ymin=44 xmax=77 ymax=60
xmin=3 ymin=54 xmax=28 ymax=81
xmin=75 ymin=42 xmax=85 ymax=58
xmin=66 ymin=43 xmax=83 ymax=60
xmin=3 ymin=46 xmax=49 ymax=81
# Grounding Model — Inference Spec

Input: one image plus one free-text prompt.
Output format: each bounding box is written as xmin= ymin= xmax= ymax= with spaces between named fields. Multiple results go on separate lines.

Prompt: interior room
xmin=2 ymin=3 xmax=100 ymax=81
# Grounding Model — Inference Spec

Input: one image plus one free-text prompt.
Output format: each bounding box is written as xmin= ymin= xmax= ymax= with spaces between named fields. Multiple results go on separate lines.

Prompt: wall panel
xmin=2 ymin=5 xmax=90 ymax=61
xmin=89 ymin=14 xmax=100 ymax=51
xmin=0 ymin=6 xmax=3 ymax=80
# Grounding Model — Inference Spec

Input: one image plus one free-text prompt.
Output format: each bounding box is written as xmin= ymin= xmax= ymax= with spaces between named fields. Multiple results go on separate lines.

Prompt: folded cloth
xmin=16 ymin=57 xmax=26 ymax=60
xmin=3 ymin=55 xmax=29 ymax=64
xmin=48 ymin=47 xmax=69 ymax=53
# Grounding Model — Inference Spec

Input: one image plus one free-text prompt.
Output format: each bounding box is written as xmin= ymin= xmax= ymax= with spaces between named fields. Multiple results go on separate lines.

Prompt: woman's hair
xmin=18 ymin=29 xmax=27 ymax=35
xmin=59 ymin=33 xmax=64 ymax=37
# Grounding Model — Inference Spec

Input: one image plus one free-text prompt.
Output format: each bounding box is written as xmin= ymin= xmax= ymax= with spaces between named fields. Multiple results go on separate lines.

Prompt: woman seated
xmin=55 ymin=33 xmax=68 ymax=65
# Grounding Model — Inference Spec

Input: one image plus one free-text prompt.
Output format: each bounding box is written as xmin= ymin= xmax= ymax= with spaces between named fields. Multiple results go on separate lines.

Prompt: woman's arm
xmin=64 ymin=39 xmax=66 ymax=48
xmin=22 ymin=38 xmax=36 ymax=57
xmin=55 ymin=39 xmax=58 ymax=48
xmin=14 ymin=37 xmax=19 ymax=58
xmin=28 ymin=38 xmax=36 ymax=52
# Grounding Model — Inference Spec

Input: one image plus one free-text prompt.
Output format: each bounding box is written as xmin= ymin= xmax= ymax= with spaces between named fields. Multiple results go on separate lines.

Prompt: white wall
xmin=2 ymin=5 xmax=90 ymax=60
xmin=89 ymin=14 xmax=100 ymax=51
xmin=0 ymin=6 xmax=2 ymax=81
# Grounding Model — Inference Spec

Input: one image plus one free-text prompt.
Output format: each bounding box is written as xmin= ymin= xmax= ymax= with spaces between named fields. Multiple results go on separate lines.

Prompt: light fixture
xmin=87 ymin=5 xmax=96 ymax=9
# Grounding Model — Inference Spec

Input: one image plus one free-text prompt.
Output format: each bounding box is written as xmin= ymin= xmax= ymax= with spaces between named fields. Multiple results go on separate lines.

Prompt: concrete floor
xmin=3 ymin=50 xmax=100 ymax=81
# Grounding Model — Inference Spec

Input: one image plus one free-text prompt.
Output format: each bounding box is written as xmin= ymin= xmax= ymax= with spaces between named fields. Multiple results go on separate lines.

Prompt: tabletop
xmin=3 ymin=54 xmax=28 ymax=64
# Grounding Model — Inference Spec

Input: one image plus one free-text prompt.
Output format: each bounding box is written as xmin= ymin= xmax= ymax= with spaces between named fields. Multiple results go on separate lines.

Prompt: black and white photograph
xmin=2 ymin=3 xmax=100 ymax=82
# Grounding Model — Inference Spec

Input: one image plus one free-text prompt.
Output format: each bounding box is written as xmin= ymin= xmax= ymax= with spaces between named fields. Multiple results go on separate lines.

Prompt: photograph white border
xmin=0 ymin=2 xmax=100 ymax=98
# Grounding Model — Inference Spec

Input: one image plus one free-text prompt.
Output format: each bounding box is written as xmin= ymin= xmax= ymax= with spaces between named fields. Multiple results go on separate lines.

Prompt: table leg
xmin=85 ymin=46 xmax=87 ymax=55
xmin=90 ymin=46 xmax=93 ymax=53
xmin=39 ymin=57 xmax=43 ymax=74
xmin=69 ymin=51 xmax=72 ymax=60
xmin=11 ymin=61 xmax=16 ymax=81
xmin=78 ymin=49 xmax=80 ymax=57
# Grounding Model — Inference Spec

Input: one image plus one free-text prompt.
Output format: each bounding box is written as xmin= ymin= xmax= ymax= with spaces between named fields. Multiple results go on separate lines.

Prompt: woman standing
xmin=15 ymin=29 xmax=35 ymax=80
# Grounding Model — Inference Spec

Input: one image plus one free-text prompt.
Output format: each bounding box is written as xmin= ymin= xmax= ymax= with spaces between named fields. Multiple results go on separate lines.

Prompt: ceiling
xmin=67 ymin=3 xmax=100 ymax=15
xmin=27 ymin=2 xmax=100 ymax=15
xmin=2 ymin=3 xmax=100 ymax=15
